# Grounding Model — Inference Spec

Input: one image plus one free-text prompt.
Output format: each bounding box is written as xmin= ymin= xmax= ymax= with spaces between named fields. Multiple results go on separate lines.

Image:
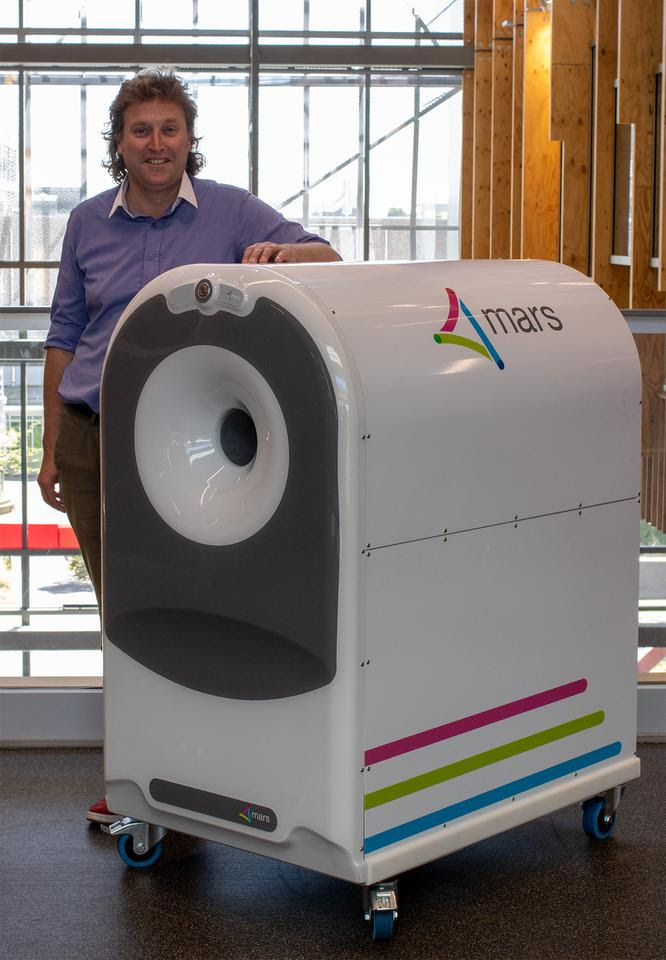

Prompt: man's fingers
xmin=241 ymin=242 xmax=283 ymax=264
xmin=37 ymin=464 xmax=67 ymax=513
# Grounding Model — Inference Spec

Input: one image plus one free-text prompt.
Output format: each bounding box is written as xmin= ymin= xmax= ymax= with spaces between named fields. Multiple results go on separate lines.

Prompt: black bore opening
xmin=221 ymin=408 xmax=258 ymax=467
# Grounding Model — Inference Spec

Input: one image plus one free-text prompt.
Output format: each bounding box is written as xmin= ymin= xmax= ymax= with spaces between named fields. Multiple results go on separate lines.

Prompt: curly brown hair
xmin=103 ymin=68 xmax=205 ymax=183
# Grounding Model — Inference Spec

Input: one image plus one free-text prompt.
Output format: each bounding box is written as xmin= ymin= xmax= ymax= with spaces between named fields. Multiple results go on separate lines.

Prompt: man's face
xmin=116 ymin=98 xmax=191 ymax=197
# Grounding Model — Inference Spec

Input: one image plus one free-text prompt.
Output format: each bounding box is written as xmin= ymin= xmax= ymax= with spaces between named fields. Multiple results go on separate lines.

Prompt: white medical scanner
xmin=101 ymin=259 xmax=641 ymax=940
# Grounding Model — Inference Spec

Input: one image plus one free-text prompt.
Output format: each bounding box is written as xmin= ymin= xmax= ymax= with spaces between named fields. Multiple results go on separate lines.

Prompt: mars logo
xmin=239 ymin=804 xmax=271 ymax=826
xmin=434 ymin=288 xmax=565 ymax=370
xmin=434 ymin=288 xmax=505 ymax=370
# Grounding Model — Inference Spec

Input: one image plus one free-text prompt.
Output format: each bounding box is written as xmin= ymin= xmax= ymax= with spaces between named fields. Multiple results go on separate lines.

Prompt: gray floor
xmin=1 ymin=745 xmax=664 ymax=960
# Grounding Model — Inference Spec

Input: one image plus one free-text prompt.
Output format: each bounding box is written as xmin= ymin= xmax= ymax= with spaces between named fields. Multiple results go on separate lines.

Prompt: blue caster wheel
xmin=117 ymin=833 xmax=163 ymax=868
xmin=371 ymin=910 xmax=395 ymax=941
xmin=582 ymin=796 xmax=616 ymax=839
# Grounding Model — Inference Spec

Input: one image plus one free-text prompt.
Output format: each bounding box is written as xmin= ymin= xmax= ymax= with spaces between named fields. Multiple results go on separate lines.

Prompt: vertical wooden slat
xmin=490 ymin=0 xmax=513 ymax=258
xmin=550 ymin=0 xmax=595 ymax=273
xmin=473 ymin=0 xmax=493 ymax=257
xmin=522 ymin=8 xmax=560 ymax=259
xmin=591 ymin=0 xmax=629 ymax=304
xmin=510 ymin=0 xmax=524 ymax=257
xmin=460 ymin=0 xmax=475 ymax=259
xmin=618 ymin=0 xmax=665 ymax=309
xmin=656 ymin=0 xmax=666 ymax=290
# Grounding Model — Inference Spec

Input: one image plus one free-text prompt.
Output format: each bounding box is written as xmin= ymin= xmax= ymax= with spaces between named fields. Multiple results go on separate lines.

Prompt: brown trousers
xmin=54 ymin=405 xmax=102 ymax=606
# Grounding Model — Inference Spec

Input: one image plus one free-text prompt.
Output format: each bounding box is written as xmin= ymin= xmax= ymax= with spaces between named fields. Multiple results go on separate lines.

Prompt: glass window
xmin=309 ymin=0 xmax=363 ymax=32
xmin=197 ymin=1 xmax=248 ymax=31
xmin=26 ymin=78 xmax=82 ymax=261
xmin=372 ymin=0 xmax=463 ymax=35
xmin=259 ymin=0 xmax=305 ymax=32
xmin=186 ymin=73 xmax=249 ymax=190
xmin=29 ymin=555 xmax=95 ymax=610
xmin=0 ymin=74 xmax=19 ymax=263
xmin=28 ymin=649 xmax=103 ymax=677
xmin=1 ymin=2 xmax=19 ymax=28
xmin=0 ymin=552 xmax=21 ymax=612
xmin=259 ymin=76 xmax=304 ymax=210
xmin=84 ymin=75 xmax=128 ymax=199
xmin=23 ymin=0 xmax=134 ymax=30
xmin=23 ymin=0 xmax=83 ymax=27
xmin=26 ymin=268 xmax=58 ymax=306
xmin=0 ymin=270 xmax=20 ymax=308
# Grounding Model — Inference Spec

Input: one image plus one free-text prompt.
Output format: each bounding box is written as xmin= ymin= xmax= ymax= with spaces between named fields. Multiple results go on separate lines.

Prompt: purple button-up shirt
xmin=46 ymin=176 xmax=329 ymax=411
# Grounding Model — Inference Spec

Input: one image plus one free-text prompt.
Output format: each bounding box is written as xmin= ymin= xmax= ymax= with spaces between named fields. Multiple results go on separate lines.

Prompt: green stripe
xmin=364 ymin=711 xmax=605 ymax=810
xmin=433 ymin=332 xmax=491 ymax=360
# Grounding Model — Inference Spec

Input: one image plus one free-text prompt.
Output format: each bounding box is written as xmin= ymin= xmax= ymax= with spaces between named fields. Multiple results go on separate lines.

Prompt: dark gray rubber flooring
xmin=1 ymin=745 xmax=664 ymax=960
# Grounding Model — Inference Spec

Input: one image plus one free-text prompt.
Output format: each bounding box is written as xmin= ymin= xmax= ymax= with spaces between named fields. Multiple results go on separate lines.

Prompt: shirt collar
xmin=108 ymin=171 xmax=198 ymax=219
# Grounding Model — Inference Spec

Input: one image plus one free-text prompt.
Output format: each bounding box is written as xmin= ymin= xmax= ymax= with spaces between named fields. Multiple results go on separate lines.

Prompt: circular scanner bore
xmin=221 ymin=408 xmax=258 ymax=466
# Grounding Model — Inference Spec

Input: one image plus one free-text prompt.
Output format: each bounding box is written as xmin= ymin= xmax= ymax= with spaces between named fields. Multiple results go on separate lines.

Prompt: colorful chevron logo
xmin=238 ymin=805 xmax=253 ymax=824
xmin=434 ymin=287 xmax=505 ymax=370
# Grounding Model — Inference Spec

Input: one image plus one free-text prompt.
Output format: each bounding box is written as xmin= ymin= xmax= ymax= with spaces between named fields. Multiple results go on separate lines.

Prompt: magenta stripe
xmin=364 ymin=678 xmax=588 ymax=766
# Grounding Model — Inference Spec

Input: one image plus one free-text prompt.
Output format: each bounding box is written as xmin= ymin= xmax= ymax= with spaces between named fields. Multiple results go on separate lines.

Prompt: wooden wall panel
xmin=490 ymin=1 xmax=514 ymax=258
xmin=550 ymin=0 xmax=595 ymax=273
xmin=591 ymin=0 xmax=629 ymax=305
xmin=522 ymin=10 xmax=560 ymax=259
xmin=472 ymin=1 xmax=494 ymax=257
xmin=461 ymin=0 xmax=666 ymax=532
xmin=510 ymin=1 xmax=524 ymax=257
xmin=619 ymin=0 xmax=666 ymax=527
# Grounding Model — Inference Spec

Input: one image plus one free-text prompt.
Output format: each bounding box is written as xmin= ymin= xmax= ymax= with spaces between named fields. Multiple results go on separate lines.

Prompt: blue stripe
xmin=364 ymin=742 xmax=622 ymax=854
xmin=459 ymin=299 xmax=505 ymax=370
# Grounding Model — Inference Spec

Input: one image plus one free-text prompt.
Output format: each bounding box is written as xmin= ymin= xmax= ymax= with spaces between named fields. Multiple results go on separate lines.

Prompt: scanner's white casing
xmin=102 ymin=259 xmax=640 ymax=885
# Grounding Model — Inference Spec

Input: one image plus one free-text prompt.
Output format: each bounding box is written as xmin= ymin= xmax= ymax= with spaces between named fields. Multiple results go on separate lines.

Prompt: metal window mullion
xmin=362 ymin=0 xmax=371 ymax=260
xmin=18 ymin=67 xmax=25 ymax=304
xmin=20 ymin=361 xmax=30 ymax=638
xmin=303 ymin=0 xmax=310 ymax=230
xmin=80 ymin=11 xmax=87 ymax=204
xmin=410 ymin=19 xmax=422 ymax=261
xmin=249 ymin=0 xmax=259 ymax=196
xmin=134 ymin=0 xmax=141 ymax=43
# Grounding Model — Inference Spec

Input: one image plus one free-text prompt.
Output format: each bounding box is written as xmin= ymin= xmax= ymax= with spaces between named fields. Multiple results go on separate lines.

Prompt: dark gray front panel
xmin=101 ymin=294 xmax=339 ymax=700
xmin=150 ymin=778 xmax=277 ymax=832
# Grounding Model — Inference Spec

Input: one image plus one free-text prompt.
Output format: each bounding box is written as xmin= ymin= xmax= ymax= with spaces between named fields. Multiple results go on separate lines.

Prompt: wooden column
xmin=591 ymin=0 xmax=629 ymax=305
xmin=550 ymin=0 xmax=595 ymax=273
xmin=490 ymin=0 xmax=514 ymax=258
xmin=510 ymin=1 xmax=524 ymax=257
xmin=473 ymin=0 xmax=493 ymax=257
xmin=522 ymin=7 xmax=560 ymax=260
xmin=460 ymin=0 xmax=475 ymax=258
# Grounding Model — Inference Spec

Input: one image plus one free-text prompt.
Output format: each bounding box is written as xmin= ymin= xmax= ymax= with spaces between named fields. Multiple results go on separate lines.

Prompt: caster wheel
xmin=371 ymin=910 xmax=395 ymax=941
xmin=582 ymin=796 xmax=616 ymax=840
xmin=117 ymin=833 xmax=163 ymax=868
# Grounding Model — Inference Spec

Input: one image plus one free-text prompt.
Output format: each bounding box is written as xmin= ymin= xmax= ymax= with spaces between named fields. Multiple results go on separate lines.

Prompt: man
xmin=37 ymin=68 xmax=340 ymax=826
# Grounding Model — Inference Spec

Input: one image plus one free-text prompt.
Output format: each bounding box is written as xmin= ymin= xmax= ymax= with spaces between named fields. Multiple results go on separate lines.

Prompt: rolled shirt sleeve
xmin=44 ymin=212 xmax=89 ymax=354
